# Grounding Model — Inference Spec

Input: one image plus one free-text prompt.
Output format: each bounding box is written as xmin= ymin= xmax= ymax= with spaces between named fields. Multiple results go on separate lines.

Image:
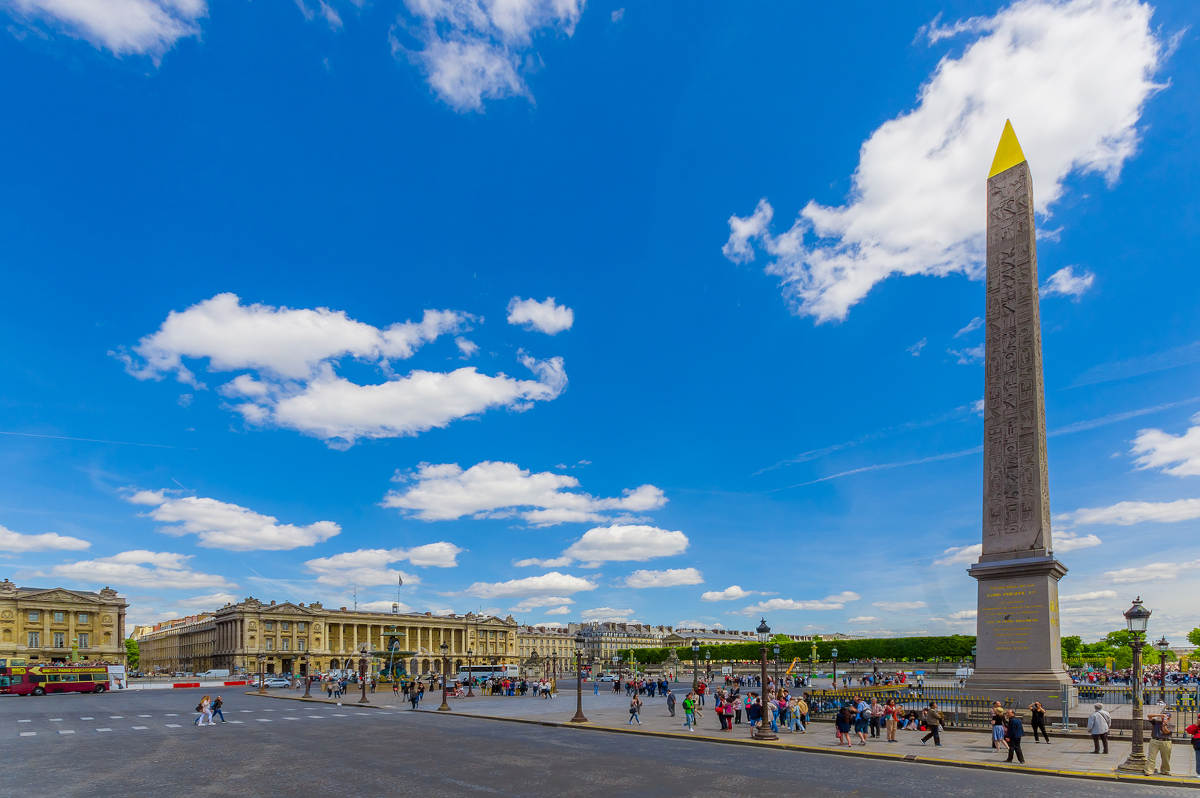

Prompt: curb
xmin=242 ymin=690 xmax=398 ymax=710
xmin=245 ymin=692 xmax=1197 ymax=789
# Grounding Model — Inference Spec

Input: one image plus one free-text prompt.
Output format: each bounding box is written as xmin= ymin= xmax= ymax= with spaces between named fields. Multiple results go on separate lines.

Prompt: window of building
xmin=53 ymin=611 xmax=65 ymax=623
xmin=78 ymin=633 xmax=89 ymax=648
xmin=265 ymin=621 xmax=274 ymax=631
xmin=53 ymin=632 xmax=65 ymax=648
xmin=266 ymin=639 xmax=274 ymax=651
xmin=297 ymin=640 xmax=305 ymax=651
xmin=282 ymin=639 xmax=290 ymax=651
xmin=78 ymin=613 xmax=89 ymax=624
xmin=297 ymin=622 xmax=306 ymax=632
xmin=281 ymin=622 xmax=290 ymax=631
xmin=28 ymin=631 xmax=40 ymax=647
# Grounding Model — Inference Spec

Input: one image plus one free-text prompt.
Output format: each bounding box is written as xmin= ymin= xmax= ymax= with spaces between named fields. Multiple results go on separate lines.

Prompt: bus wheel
xmin=94 ymin=684 xmax=106 ymax=693
xmin=33 ymin=687 xmax=45 ymax=696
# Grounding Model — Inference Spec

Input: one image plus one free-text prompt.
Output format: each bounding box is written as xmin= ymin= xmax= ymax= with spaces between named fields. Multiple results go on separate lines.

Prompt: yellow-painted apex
xmin=988 ymin=119 xmax=1026 ymax=178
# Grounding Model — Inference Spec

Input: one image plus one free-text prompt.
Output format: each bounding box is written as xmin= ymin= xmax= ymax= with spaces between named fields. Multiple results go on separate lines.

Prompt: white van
xmin=955 ymin=667 xmax=974 ymax=678
xmin=201 ymin=668 xmax=231 ymax=679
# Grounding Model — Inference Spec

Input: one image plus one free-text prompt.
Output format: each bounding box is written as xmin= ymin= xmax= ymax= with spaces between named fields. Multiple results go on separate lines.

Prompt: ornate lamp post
xmin=256 ymin=653 xmax=266 ymax=694
xmin=1155 ymin=636 xmax=1170 ymax=704
xmin=466 ymin=648 xmax=474 ymax=697
xmin=570 ymin=631 xmax=588 ymax=723
xmin=810 ymin=642 xmax=817 ymax=680
xmin=705 ymin=650 xmax=711 ymax=680
xmin=358 ymin=643 xmax=370 ymax=704
xmin=832 ymin=647 xmax=839 ymax=686
xmin=690 ymin=639 xmax=700 ymax=692
xmin=437 ymin=641 xmax=451 ymax=711
xmin=1117 ymin=597 xmax=1152 ymax=774
xmin=753 ymin=618 xmax=777 ymax=741
xmin=772 ymin=643 xmax=781 ymax=687
xmin=302 ymin=653 xmax=312 ymax=698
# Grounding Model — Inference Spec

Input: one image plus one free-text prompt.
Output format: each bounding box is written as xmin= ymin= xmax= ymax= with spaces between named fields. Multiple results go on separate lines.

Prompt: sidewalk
xmin=250 ymin=688 xmax=1198 ymax=788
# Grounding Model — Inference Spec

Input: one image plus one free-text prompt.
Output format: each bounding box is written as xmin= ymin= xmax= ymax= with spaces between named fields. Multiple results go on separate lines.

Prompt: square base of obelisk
xmin=965 ymin=555 xmax=1074 ymax=710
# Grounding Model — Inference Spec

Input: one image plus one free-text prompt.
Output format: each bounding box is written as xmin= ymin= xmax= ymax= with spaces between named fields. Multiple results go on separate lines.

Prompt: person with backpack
xmin=853 ymin=696 xmax=870 ymax=745
xmin=628 ymin=693 xmax=643 ymax=725
xmin=211 ymin=695 xmax=226 ymax=723
xmin=1087 ymin=702 xmax=1111 ymax=754
xmin=682 ymin=691 xmax=697 ymax=731
xmin=194 ymin=695 xmax=214 ymax=727
xmin=1145 ymin=703 xmax=1173 ymax=776
xmin=920 ymin=702 xmax=944 ymax=747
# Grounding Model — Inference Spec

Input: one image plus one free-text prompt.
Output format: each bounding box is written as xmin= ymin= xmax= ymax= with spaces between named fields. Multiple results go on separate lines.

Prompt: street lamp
xmin=1117 ymin=597 xmax=1152 ymax=774
xmin=753 ymin=618 xmax=777 ymax=740
xmin=1155 ymin=635 xmax=1170 ymax=704
xmin=705 ymin=650 xmax=711 ymax=680
xmin=691 ymin=639 xmax=700 ymax=693
xmin=773 ymin=643 xmax=781 ymax=687
xmin=466 ymin=648 xmax=474 ymax=697
xmin=810 ymin=642 xmax=817 ymax=680
xmin=256 ymin=653 xmax=266 ymax=694
xmin=832 ymin=647 xmax=839 ymax=686
xmin=570 ymin=631 xmax=588 ymax=723
xmin=302 ymin=654 xmax=312 ymax=698
xmin=437 ymin=641 xmax=451 ymax=712
xmin=358 ymin=643 xmax=370 ymax=705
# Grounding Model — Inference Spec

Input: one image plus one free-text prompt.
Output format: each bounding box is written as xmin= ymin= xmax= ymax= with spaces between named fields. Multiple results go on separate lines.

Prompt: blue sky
xmin=2 ymin=0 xmax=1198 ymax=643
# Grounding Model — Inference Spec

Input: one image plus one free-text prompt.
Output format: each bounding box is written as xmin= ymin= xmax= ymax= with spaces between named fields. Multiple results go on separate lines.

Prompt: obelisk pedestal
xmin=965 ymin=122 xmax=1073 ymax=708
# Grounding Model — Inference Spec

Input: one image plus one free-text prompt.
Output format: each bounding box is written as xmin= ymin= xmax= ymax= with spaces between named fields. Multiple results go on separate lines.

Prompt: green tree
xmin=1105 ymin=630 xmax=1133 ymax=649
xmin=1061 ymin=635 xmax=1082 ymax=657
xmin=1188 ymin=628 xmax=1200 ymax=648
xmin=125 ymin=637 xmax=139 ymax=670
xmin=771 ymin=634 xmax=792 ymax=644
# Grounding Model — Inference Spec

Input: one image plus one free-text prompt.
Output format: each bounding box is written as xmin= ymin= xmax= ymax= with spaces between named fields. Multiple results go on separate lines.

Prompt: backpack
xmin=860 ymin=706 xmax=872 ymax=720
xmin=195 ymin=703 xmax=203 ymax=712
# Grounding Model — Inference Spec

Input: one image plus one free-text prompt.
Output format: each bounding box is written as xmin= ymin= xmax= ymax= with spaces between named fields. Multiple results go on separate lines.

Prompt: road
xmin=1 ymin=688 xmax=1192 ymax=797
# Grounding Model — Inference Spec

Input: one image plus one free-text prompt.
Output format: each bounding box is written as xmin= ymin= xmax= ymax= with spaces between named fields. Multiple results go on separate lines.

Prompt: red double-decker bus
xmin=0 ymin=665 xmax=111 ymax=696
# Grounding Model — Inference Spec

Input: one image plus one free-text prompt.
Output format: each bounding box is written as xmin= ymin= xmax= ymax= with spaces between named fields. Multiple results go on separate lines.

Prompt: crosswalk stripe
xmin=80 ymin=717 xmax=94 ymax=720
xmin=96 ymin=728 xmax=112 ymax=732
xmin=59 ymin=730 xmax=75 ymax=735
xmin=132 ymin=726 xmax=148 ymax=730
xmin=256 ymin=719 xmax=272 ymax=722
xmin=20 ymin=732 xmax=36 ymax=737
xmin=166 ymin=713 xmax=178 ymax=717
xmin=284 ymin=717 xmax=299 ymax=720
xmin=307 ymin=715 xmax=323 ymax=719
xmin=137 ymin=714 xmax=152 ymax=718
xmin=165 ymin=724 xmax=182 ymax=728
xmin=17 ymin=720 xmax=30 ymax=723
xmin=229 ymin=720 xmax=244 ymax=724
xmin=50 ymin=718 xmax=63 ymax=722
xmin=109 ymin=716 xmax=123 ymax=719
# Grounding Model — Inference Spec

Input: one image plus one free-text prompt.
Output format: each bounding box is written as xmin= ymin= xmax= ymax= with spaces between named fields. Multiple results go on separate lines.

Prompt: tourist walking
xmin=884 ymin=699 xmax=898 ymax=742
xmin=853 ymin=697 xmax=869 ymax=745
xmin=835 ymin=705 xmax=854 ymax=747
xmin=194 ymin=694 xmax=214 ymax=727
xmin=666 ymin=688 xmax=676 ymax=717
xmin=1087 ymin=703 xmax=1111 ymax=754
xmin=628 ymin=694 xmax=643 ymax=725
xmin=211 ymin=695 xmax=226 ymax=723
xmin=991 ymin=702 xmax=1009 ymax=751
xmin=920 ymin=702 xmax=944 ymax=747
xmin=1185 ymin=719 xmax=1200 ymax=776
xmin=1005 ymin=709 xmax=1025 ymax=764
xmin=682 ymin=692 xmax=697 ymax=731
xmin=1145 ymin=703 xmax=1173 ymax=776
xmin=1028 ymin=701 xmax=1049 ymax=743
xmin=747 ymin=694 xmax=762 ymax=733
xmin=869 ymin=698 xmax=884 ymax=738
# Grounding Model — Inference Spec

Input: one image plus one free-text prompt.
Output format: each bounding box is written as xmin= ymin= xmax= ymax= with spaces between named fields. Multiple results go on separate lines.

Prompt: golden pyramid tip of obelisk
xmin=988 ymin=119 xmax=1026 ymax=178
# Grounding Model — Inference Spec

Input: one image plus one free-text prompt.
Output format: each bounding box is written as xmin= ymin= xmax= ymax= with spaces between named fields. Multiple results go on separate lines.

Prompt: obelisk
xmin=966 ymin=121 xmax=1072 ymax=703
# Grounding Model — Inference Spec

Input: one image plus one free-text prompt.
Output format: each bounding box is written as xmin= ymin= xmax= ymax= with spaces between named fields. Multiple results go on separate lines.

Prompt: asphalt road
xmin=1 ymin=689 xmax=1192 ymax=797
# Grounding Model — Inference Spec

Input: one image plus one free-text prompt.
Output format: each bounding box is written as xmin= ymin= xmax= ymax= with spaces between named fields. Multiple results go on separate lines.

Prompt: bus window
xmin=47 ymin=675 xmax=60 ymax=683
xmin=0 ymin=676 xmax=8 ymax=688
xmin=60 ymin=674 xmax=77 ymax=682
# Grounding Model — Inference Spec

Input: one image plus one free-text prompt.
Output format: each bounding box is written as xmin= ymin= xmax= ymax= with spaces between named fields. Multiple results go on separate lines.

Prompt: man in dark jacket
xmin=920 ymin=702 xmax=944 ymax=746
xmin=1005 ymin=709 xmax=1025 ymax=764
xmin=666 ymin=689 xmax=676 ymax=717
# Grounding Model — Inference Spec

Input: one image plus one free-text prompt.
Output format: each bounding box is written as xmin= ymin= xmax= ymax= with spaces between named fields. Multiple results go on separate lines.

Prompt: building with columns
xmin=136 ymin=595 xmax=519 ymax=677
xmin=516 ymin=625 xmax=576 ymax=675
xmin=0 ymin=579 xmax=127 ymax=666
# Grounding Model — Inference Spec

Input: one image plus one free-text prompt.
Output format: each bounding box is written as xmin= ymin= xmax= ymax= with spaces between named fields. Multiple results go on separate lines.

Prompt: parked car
xmin=260 ymin=677 xmax=291 ymax=688
xmin=597 ymin=675 xmax=617 ymax=682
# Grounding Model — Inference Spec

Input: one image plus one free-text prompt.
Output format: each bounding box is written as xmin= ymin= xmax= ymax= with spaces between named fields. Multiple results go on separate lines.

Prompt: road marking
xmin=132 ymin=726 xmax=148 ymax=730
xmin=17 ymin=720 xmax=30 ymax=723
xmin=20 ymin=732 xmax=36 ymax=737
xmin=80 ymin=717 xmax=94 ymax=720
xmin=284 ymin=717 xmax=299 ymax=720
xmin=263 ymin=708 xmax=276 ymax=712
xmin=256 ymin=718 xmax=272 ymax=722
xmin=331 ymin=713 xmax=346 ymax=717
xmin=239 ymin=710 xmax=252 ymax=713
xmin=59 ymin=730 xmax=75 ymax=735
xmin=109 ymin=716 xmax=123 ymax=719
xmin=307 ymin=715 xmax=323 ymax=719
xmin=166 ymin=713 xmax=178 ymax=717
xmin=355 ymin=713 xmax=371 ymax=716
xmin=229 ymin=720 xmax=244 ymax=724
xmin=96 ymin=728 xmax=112 ymax=732
xmin=137 ymin=714 xmax=152 ymax=717
xmin=165 ymin=724 xmax=182 ymax=728
xmin=50 ymin=718 xmax=63 ymax=722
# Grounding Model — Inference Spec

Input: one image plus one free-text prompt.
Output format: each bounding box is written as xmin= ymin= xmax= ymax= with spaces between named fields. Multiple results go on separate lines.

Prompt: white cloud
xmin=824 ymin=591 xmax=862 ymax=603
xmin=120 ymin=294 xmax=566 ymax=446
xmin=1041 ymin=265 xmax=1095 ymax=300
xmin=562 ymin=524 xmax=688 ymax=567
xmin=0 ymin=523 xmax=90 ymax=552
xmin=302 ymin=548 xmax=439 ymax=587
xmin=510 ymin=595 xmax=575 ymax=612
xmin=907 ymin=337 xmax=927 ymax=357
xmin=972 ymin=398 xmax=986 ymax=416
xmin=1131 ymin=412 xmax=1200 ymax=477
xmin=848 ymin=616 xmax=879 ymax=623
xmin=127 ymin=489 xmax=340 ymax=551
xmin=356 ymin=600 xmax=414 ymax=613
xmin=623 ymin=568 xmax=703 ymax=589
xmin=581 ymin=606 xmax=635 ymax=622
xmin=382 ymin=461 xmax=665 ymax=525
xmin=8 ymin=0 xmax=206 ymax=58
xmin=949 ymin=344 xmax=985 ymax=365
xmin=1061 ymin=590 xmax=1118 ymax=602
xmin=392 ymin=0 xmax=585 ymax=112
xmin=455 ymin=337 xmax=479 ymax=358
xmin=37 ymin=550 xmax=233 ymax=589
xmin=948 ymin=609 xmax=977 ymax=620
xmin=934 ymin=543 xmax=981 ymax=566
xmin=737 ymin=593 xmax=857 ymax=615
xmin=514 ymin=556 xmax=574 ymax=568
xmin=544 ymin=606 xmax=570 ymax=616
xmin=464 ymin=571 xmax=596 ymax=599
xmin=954 ymin=317 xmax=983 ymax=338
xmin=722 ymin=0 xmax=1166 ymax=322
xmin=700 ymin=585 xmax=754 ymax=602
xmin=1105 ymin=559 xmax=1200 ymax=584
xmin=1056 ymin=497 xmax=1200 ymax=527
xmin=873 ymin=600 xmax=927 ymax=611
xmin=174 ymin=591 xmax=238 ymax=609
xmin=1054 ymin=529 xmax=1102 ymax=553
xmin=506 ymin=296 xmax=574 ymax=335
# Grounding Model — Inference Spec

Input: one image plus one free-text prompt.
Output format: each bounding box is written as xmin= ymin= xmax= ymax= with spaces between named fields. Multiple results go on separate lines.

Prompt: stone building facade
xmin=135 ymin=596 xmax=518 ymax=676
xmin=516 ymin=625 xmax=577 ymax=675
xmin=0 ymin=579 xmax=127 ymax=665
xmin=571 ymin=622 xmax=671 ymax=663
